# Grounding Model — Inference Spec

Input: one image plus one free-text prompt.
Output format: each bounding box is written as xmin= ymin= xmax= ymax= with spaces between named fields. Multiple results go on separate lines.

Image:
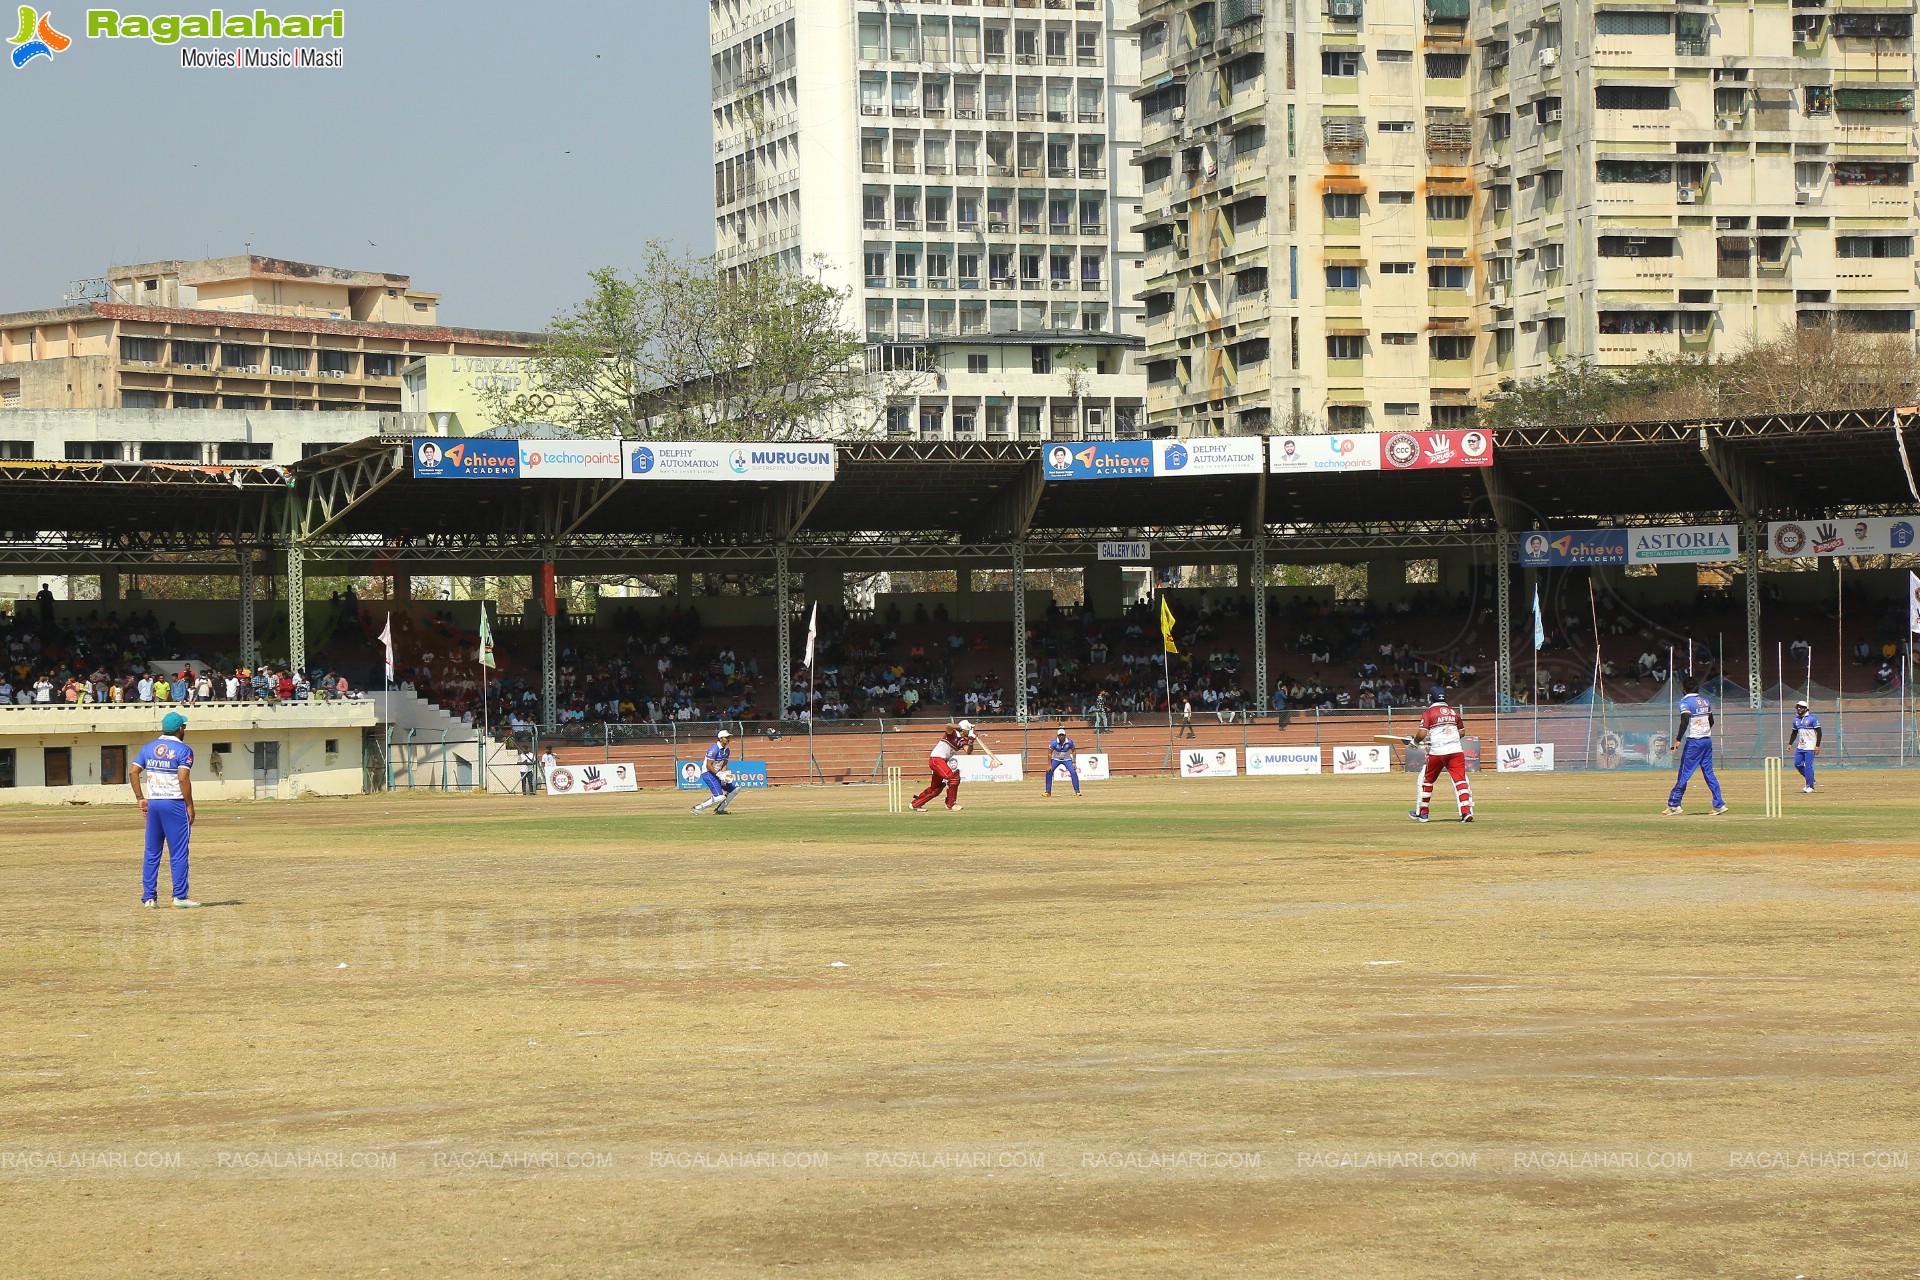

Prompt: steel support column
xmin=774 ymin=545 xmax=793 ymax=719
xmin=1012 ymin=542 xmax=1029 ymax=723
xmin=540 ymin=548 xmax=558 ymax=728
xmin=1496 ymin=531 xmax=1514 ymax=710
xmin=238 ymin=547 xmax=258 ymax=669
xmin=1743 ymin=520 xmax=1763 ymax=709
xmin=286 ymin=539 xmax=306 ymax=675
xmin=1252 ymin=536 xmax=1269 ymax=713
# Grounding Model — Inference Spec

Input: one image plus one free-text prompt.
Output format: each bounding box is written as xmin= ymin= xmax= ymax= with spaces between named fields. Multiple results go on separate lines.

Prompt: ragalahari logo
xmin=10 ymin=7 xmax=71 ymax=66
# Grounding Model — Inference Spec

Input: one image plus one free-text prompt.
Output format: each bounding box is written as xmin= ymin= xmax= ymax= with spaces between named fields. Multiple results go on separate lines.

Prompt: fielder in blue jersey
xmin=1044 ymin=729 xmax=1082 ymax=797
xmin=130 ymin=711 xmax=200 ymax=908
xmin=1788 ymin=699 xmax=1822 ymax=794
xmin=1665 ymin=676 xmax=1727 ymax=816
xmin=691 ymin=729 xmax=738 ymax=815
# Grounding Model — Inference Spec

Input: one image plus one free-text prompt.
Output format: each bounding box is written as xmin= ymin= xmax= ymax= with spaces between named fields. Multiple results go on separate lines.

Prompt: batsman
xmin=1407 ymin=686 xmax=1475 ymax=823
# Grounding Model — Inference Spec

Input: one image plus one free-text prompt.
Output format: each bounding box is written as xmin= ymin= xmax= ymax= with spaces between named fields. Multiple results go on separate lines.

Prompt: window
xmin=968 ymin=353 xmax=990 ymax=374
xmin=1597 ymin=160 xmax=1673 ymax=184
xmin=43 ymin=747 xmax=71 ymax=788
xmin=0 ymin=747 xmax=13 ymax=788
xmin=119 ymin=336 xmax=161 ymax=363
xmin=65 ymin=441 xmax=123 ymax=461
xmin=1382 ymin=332 xmax=1418 ymax=345
xmin=1327 ymin=405 xmax=1368 ymax=430
xmin=0 ymin=440 xmax=32 ymax=459
xmin=1430 ymin=335 xmax=1473 ymax=360
xmin=1837 ymin=236 xmax=1913 ymax=258
xmin=1322 ymin=50 xmax=1360 ymax=77
xmin=1380 ymin=261 xmax=1415 ymax=275
xmin=1385 ymin=402 xmax=1421 ymax=416
xmin=100 ymin=746 xmax=128 ymax=787
xmin=301 ymin=442 xmax=333 ymax=458
xmin=1327 ymin=335 xmax=1365 ymax=360
xmin=1425 ymin=53 xmax=1467 ymax=78
xmin=1032 ymin=345 xmax=1053 ymax=374
xmin=1596 ymin=11 xmax=1672 ymax=34
xmin=1379 ymin=190 xmax=1415 ymax=205
xmin=1427 ymin=195 xmax=1471 ymax=220
xmin=217 ymin=442 xmax=274 ymax=463
xmin=268 ymin=347 xmax=309 ymax=373
xmin=121 ymin=391 xmax=164 ymax=409
xmin=365 ymin=355 xmax=397 ymax=379
xmin=1598 ymin=86 xmax=1672 ymax=111
xmin=1378 ymin=120 xmax=1414 ymax=133
xmin=1325 ymin=265 xmax=1361 ymax=289
xmin=1428 ymin=264 xmax=1472 ymax=289
xmin=1599 ymin=236 xmax=1679 ymax=258
xmin=141 ymin=442 xmax=201 ymax=462
xmin=1324 ymin=192 xmax=1363 ymax=219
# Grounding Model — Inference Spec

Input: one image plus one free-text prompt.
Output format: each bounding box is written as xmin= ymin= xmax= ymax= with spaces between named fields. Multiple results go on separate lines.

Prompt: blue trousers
xmin=1793 ymin=749 xmax=1816 ymax=789
xmin=1045 ymin=761 xmax=1080 ymax=794
xmin=701 ymin=771 xmax=736 ymax=797
xmin=143 ymin=798 xmax=190 ymax=901
xmin=1668 ymin=739 xmax=1724 ymax=809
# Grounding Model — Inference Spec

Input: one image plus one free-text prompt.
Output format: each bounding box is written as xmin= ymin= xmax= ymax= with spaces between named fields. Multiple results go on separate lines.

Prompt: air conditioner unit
xmin=1795 ymin=189 xmax=1811 ymax=204
xmin=246 ymin=365 xmax=260 ymax=373
xmin=1330 ymin=0 xmax=1361 ymax=17
xmin=1676 ymin=189 xmax=1698 ymax=204
xmin=1085 ymin=407 xmax=1107 ymax=431
xmin=1172 ymin=106 xmax=1185 ymax=121
xmin=1489 ymin=284 xmax=1510 ymax=305
xmin=1543 ymin=106 xmax=1562 ymax=123
xmin=1539 ymin=46 xmax=1558 ymax=67
xmin=1715 ymin=119 xmax=1738 ymax=130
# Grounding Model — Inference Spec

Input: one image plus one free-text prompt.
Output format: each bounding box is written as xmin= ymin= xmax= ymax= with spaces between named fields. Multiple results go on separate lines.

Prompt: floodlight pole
xmin=286 ymin=538 xmax=306 ymax=676
xmin=238 ymin=545 xmax=258 ymax=670
xmin=1252 ymin=535 xmax=1269 ymax=714
xmin=774 ymin=544 xmax=793 ymax=719
xmin=1495 ymin=531 xmax=1514 ymax=710
xmin=1743 ymin=520 xmax=1763 ymax=710
xmin=1012 ymin=541 xmax=1028 ymax=724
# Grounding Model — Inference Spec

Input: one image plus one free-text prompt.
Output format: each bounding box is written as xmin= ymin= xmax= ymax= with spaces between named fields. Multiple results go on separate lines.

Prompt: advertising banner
xmin=675 ymin=760 xmax=771 ymax=790
xmin=1766 ymin=516 xmax=1918 ymax=559
xmin=518 ymin=441 xmax=623 ymax=479
xmin=546 ymin=761 xmax=638 ymax=795
xmin=412 ymin=438 xmax=520 ymax=479
xmin=1098 ymin=541 xmax=1152 ymax=562
xmin=1330 ymin=744 xmax=1392 ymax=775
xmin=1075 ymin=753 xmax=1112 ymax=781
xmin=1269 ymin=433 xmax=1380 ymax=473
xmin=1043 ymin=441 xmax=1154 ymax=481
xmin=1246 ymin=746 xmax=1322 ymax=775
xmin=1404 ymin=739 xmax=1483 ymax=773
xmin=1518 ymin=529 xmax=1628 ymax=568
xmin=626 ymin=442 xmax=836 ymax=482
xmin=1627 ymin=525 xmax=1738 ymax=564
xmin=1495 ymin=743 xmax=1556 ymax=773
xmin=953 ymin=755 xmax=1025 ymax=784
xmin=1178 ymin=747 xmax=1239 ymax=778
xmin=1153 ymin=437 xmax=1264 ymax=477
xmin=1379 ymin=429 xmax=1494 ymax=471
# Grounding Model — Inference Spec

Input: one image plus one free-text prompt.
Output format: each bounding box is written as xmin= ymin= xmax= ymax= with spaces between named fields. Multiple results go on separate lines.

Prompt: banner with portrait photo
xmin=1331 ymin=744 xmax=1392 ymax=775
xmin=1766 ymin=516 xmax=1917 ymax=559
xmin=1178 ymin=747 xmax=1239 ymax=777
xmin=547 ymin=762 xmax=639 ymax=795
xmin=1494 ymin=743 xmax=1556 ymax=773
xmin=1074 ymin=753 xmax=1112 ymax=781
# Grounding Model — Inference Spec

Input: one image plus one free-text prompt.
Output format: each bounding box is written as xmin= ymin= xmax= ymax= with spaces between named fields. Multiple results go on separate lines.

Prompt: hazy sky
xmin=0 ymin=1 xmax=713 ymax=332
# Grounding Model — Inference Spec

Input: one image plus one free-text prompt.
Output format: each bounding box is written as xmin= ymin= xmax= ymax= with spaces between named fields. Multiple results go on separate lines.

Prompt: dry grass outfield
xmin=4 ymin=772 xmax=1919 ymax=1279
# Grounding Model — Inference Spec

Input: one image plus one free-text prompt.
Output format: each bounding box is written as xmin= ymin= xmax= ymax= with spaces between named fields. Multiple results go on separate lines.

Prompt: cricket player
xmin=691 ymin=729 xmax=739 ymax=815
xmin=1788 ymin=698 xmax=1821 ymax=794
xmin=1044 ymin=728 xmax=1081 ymax=797
xmin=911 ymin=719 xmax=996 ymax=812
xmin=1666 ymin=676 xmax=1728 ymax=815
xmin=1408 ymin=687 xmax=1474 ymax=823
xmin=130 ymin=711 xmax=200 ymax=908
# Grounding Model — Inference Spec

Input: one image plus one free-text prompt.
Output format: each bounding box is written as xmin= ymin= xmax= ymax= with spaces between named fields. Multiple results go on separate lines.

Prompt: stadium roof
xmin=0 ymin=407 xmax=1914 ymax=574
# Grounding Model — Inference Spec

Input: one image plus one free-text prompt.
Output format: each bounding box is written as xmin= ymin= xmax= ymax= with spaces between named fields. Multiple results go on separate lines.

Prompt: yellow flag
xmin=1160 ymin=597 xmax=1178 ymax=655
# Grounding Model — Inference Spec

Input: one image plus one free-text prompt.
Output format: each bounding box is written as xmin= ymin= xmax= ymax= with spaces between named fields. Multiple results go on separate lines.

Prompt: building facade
xmin=0 ymin=256 xmax=537 ymax=437
xmin=709 ymin=0 xmax=1152 ymax=440
xmin=1135 ymin=0 xmax=1920 ymax=435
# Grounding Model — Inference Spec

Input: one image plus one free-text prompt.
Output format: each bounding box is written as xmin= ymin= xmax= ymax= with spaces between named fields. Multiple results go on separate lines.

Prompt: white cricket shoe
xmin=172 ymin=898 xmax=202 ymax=909
xmin=1663 ymin=806 xmax=1682 ymax=816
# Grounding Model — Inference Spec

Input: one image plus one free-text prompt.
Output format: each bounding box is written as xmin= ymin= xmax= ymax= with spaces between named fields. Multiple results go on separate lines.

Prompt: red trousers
xmin=1419 ymin=752 xmax=1473 ymax=816
xmin=913 ymin=757 xmax=961 ymax=809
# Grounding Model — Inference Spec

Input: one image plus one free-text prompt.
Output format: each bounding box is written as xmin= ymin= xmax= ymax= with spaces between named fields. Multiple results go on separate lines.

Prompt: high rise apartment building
xmin=709 ymin=0 xmax=1151 ymax=440
xmin=1135 ymin=0 xmax=1920 ymax=435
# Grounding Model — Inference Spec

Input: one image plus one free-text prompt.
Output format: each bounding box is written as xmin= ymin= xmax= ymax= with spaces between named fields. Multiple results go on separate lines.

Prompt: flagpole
xmin=479 ymin=602 xmax=490 ymax=793
xmin=1835 ymin=562 xmax=1845 ymax=758
xmin=1776 ymin=640 xmax=1784 ymax=759
xmin=1159 ymin=590 xmax=1173 ymax=739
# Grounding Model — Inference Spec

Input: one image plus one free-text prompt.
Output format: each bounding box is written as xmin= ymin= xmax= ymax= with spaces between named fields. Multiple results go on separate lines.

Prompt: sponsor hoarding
xmin=1268 ymin=433 xmax=1380 ymax=473
xmin=1042 ymin=441 xmax=1155 ymax=481
xmin=626 ymin=442 xmax=836 ymax=482
xmin=412 ymin=438 xmax=520 ymax=479
xmin=675 ymin=760 xmax=771 ymax=790
xmin=1075 ymin=753 xmax=1111 ymax=781
xmin=518 ymin=442 xmax=623 ymax=479
xmin=1178 ymin=747 xmax=1239 ymax=777
xmin=1406 ymin=739 xmax=1483 ymax=773
xmin=1098 ymin=540 xmax=1152 ymax=562
xmin=1153 ymin=437 xmax=1264 ymax=476
xmin=1766 ymin=516 xmax=1918 ymax=559
xmin=1246 ymin=746 xmax=1322 ymax=775
xmin=546 ymin=762 xmax=639 ymax=795
xmin=1518 ymin=529 xmax=1628 ymax=568
xmin=1379 ymin=428 xmax=1494 ymax=471
xmin=1331 ymin=744 xmax=1392 ymax=774
xmin=1495 ymin=743 xmax=1556 ymax=773
xmin=1628 ymin=525 xmax=1738 ymax=564
xmin=953 ymin=755 xmax=1026 ymax=784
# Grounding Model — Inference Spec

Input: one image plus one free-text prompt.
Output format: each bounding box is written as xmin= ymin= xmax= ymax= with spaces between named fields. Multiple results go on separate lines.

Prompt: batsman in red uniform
xmin=911 ymin=719 xmax=998 ymax=812
xmin=1409 ymin=686 xmax=1475 ymax=823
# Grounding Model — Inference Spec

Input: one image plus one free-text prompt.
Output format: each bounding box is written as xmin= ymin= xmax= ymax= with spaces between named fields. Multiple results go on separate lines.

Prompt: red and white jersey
xmin=1421 ymin=703 xmax=1465 ymax=755
xmin=931 ymin=728 xmax=976 ymax=761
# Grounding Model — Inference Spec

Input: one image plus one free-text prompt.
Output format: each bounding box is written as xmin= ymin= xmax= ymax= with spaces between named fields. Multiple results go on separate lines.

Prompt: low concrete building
xmin=0 ymin=700 xmax=375 ymax=804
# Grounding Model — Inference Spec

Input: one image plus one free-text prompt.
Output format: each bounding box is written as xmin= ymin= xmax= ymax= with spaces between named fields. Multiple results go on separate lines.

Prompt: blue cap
xmin=1428 ymin=686 xmax=1448 ymax=704
xmin=161 ymin=711 xmax=188 ymax=734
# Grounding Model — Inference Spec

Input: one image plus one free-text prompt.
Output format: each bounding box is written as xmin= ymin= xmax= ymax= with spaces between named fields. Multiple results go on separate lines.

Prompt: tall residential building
xmin=1135 ymin=0 xmax=1920 ymax=436
xmin=0 ymin=256 xmax=537 ymax=430
xmin=709 ymin=0 xmax=1151 ymax=440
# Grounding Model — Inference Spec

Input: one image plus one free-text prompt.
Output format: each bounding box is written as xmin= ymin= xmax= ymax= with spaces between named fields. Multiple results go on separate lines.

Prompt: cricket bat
xmin=1374 ymin=734 xmax=1416 ymax=745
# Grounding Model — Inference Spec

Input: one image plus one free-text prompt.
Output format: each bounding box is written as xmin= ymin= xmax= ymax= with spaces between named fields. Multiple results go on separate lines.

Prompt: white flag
xmin=1910 ymin=570 xmax=1920 ymax=634
xmin=803 ymin=602 xmax=818 ymax=669
xmin=378 ymin=612 xmax=395 ymax=682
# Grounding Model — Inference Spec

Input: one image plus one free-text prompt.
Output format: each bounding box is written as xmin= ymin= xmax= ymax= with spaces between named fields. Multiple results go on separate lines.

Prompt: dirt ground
xmin=3 ymin=771 xmax=1918 ymax=1278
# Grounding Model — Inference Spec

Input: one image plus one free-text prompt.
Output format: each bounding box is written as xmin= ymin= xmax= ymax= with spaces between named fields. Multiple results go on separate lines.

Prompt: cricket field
xmin=4 ymin=772 xmax=1917 ymax=1278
